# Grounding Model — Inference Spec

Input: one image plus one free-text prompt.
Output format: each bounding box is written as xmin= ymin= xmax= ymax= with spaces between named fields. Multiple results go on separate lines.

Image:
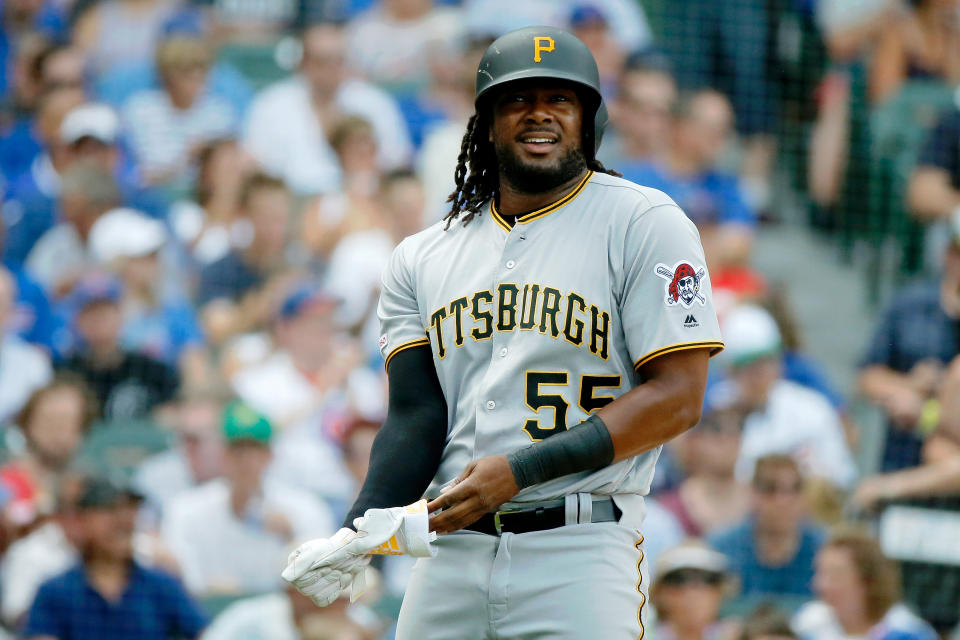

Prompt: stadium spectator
xmin=25 ymin=161 xmax=121 ymax=296
xmin=197 ymin=172 xmax=300 ymax=343
xmin=858 ymin=222 xmax=960 ymax=472
xmin=460 ymin=0 xmax=651 ymax=53
xmin=134 ymin=388 xmax=227 ymax=520
xmin=242 ymin=21 xmax=412 ymax=194
xmin=202 ymin=584 xmax=383 ymax=640
xmin=0 ymin=376 xmax=95 ymax=528
xmin=35 ymin=42 xmax=86 ymax=94
xmin=740 ymin=604 xmax=797 ymax=640
xmin=908 ymin=91 xmax=960 ymax=269
xmin=852 ymin=356 xmax=960 ymax=509
xmin=568 ymin=5 xmax=624 ymax=99
xmin=6 ymin=99 xmax=170 ymax=269
xmin=710 ymin=455 xmax=826 ymax=601
xmin=0 ymin=34 xmax=57 ymax=181
xmin=73 ymin=0 xmax=180 ymax=77
xmin=89 ymin=207 xmax=206 ymax=381
xmin=161 ymin=401 xmax=335 ymax=595
xmin=2 ymin=87 xmax=85 ymax=266
xmin=59 ymin=272 xmax=179 ymax=421
xmin=0 ymin=0 xmax=66 ymax=97
xmin=656 ymin=0 xmax=776 ymax=211
xmin=650 ymin=542 xmax=741 ymax=640
xmin=416 ymin=35 xmax=490 ymax=221
xmin=5 ymin=29 xmax=50 ymax=113
xmin=0 ymin=223 xmax=58 ymax=351
xmin=206 ymin=0 xmax=301 ymax=45
xmin=344 ymin=0 xmax=464 ymax=96
xmin=302 ymin=116 xmax=383 ymax=261
xmin=623 ymin=89 xmax=756 ymax=272
xmin=231 ymin=283 xmax=379 ymax=427
xmin=122 ymin=33 xmax=237 ymax=188
xmin=658 ymin=407 xmax=751 ymax=538
xmin=604 ymin=50 xmax=677 ymax=169
xmin=0 ymin=267 xmax=52 ymax=424
xmin=868 ymin=0 xmax=960 ymax=105
xmin=22 ymin=472 xmax=208 ymax=640
xmin=792 ymin=530 xmax=937 ymax=640
xmin=720 ymin=305 xmax=856 ymax=490
xmin=169 ymin=138 xmax=252 ymax=267
xmin=0 ymin=473 xmax=79 ymax=628
xmin=325 ymin=169 xmax=427 ymax=342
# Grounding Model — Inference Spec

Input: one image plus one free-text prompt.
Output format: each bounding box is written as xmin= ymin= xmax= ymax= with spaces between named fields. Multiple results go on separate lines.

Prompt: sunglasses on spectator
xmin=660 ymin=569 xmax=725 ymax=587
xmin=753 ymin=481 xmax=803 ymax=495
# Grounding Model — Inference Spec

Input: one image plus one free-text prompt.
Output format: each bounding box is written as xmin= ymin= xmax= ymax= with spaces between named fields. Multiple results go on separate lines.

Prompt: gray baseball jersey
xmin=378 ymin=170 xmax=723 ymax=504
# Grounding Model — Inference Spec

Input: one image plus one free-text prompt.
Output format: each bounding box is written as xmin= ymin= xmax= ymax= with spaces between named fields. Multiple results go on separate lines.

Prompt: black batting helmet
xmin=475 ymin=26 xmax=607 ymax=157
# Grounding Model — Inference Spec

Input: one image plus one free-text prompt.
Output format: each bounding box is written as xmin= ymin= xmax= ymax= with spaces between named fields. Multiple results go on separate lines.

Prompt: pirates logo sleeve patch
xmin=655 ymin=261 xmax=708 ymax=309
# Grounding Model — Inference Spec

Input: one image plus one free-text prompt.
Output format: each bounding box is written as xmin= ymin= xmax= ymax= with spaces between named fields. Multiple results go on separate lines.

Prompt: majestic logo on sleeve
xmin=656 ymin=261 xmax=707 ymax=308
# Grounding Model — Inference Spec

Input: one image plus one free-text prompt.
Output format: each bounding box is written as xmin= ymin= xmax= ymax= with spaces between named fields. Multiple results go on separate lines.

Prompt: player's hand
xmin=281 ymin=528 xmax=371 ymax=607
xmin=427 ymin=455 xmax=520 ymax=534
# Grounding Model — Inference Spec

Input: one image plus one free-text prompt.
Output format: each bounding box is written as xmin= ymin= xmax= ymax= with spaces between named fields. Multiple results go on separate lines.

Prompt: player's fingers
xmin=429 ymin=495 xmax=485 ymax=534
xmin=427 ymin=480 xmax=472 ymax=513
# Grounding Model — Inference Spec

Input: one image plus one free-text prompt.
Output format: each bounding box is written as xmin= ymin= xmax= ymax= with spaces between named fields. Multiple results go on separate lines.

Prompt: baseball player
xmin=282 ymin=26 xmax=724 ymax=639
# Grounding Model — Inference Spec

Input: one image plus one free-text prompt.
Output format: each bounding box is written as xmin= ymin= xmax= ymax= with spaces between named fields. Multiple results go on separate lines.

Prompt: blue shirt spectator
xmin=121 ymin=298 xmax=205 ymax=366
xmin=861 ymin=281 xmax=960 ymax=372
xmin=95 ymin=60 xmax=253 ymax=119
xmin=622 ymin=89 xmax=756 ymax=271
xmin=859 ymin=280 xmax=960 ymax=471
xmin=710 ymin=518 xmax=825 ymax=598
xmin=708 ymin=454 xmax=826 ymax=599
xmin=0 ymin=115 xmax=43 ymax=181
xmin=23 ymin=472 xmax=206 ymax=640
xmin=6 ymin=261 xmax=58 ymax=351
xmin=622 ymin=161 xmax=756 ymax=228
xmin=23 ymin=562 xmax=206 ymax=640
xmin=0 ymin=0 xmax=67 ymax=97
xmin=782 ymin=350 xmax=845 ymax=410
xmin=196 ymin=249 xmax=262 ymax=306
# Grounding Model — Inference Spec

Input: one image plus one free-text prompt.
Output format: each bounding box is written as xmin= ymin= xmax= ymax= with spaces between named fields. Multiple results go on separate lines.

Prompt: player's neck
xmin=496 ymin=168 xmax=588 ymax=217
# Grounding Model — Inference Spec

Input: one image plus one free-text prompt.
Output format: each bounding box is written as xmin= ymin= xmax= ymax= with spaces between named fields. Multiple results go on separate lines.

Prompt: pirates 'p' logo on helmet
xmin=655 ymin=261 xmax=707 ymax=308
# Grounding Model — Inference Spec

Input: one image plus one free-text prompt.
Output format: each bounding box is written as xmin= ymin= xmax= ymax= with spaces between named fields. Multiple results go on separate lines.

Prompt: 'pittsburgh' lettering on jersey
xmin=428 ymin=283 xmax=611 ymax=361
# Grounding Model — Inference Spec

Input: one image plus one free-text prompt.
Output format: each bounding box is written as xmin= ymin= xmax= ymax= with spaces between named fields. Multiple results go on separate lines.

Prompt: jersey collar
xmin=489 ymin=170 xmax=594 ymax=232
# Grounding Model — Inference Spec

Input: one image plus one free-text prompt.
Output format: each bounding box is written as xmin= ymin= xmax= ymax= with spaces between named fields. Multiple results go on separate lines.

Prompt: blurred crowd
xmin=0 ymin=0 xmax=956 ymax=639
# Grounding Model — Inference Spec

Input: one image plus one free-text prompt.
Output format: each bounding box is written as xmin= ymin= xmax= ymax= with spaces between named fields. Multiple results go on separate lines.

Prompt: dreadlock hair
xmin=443 ymin=107 xmax=622 ymax=229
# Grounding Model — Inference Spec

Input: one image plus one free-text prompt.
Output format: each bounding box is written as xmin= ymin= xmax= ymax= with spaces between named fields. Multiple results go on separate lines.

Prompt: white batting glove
xmin=281 ymin=528 xmax=371 ymax=607
xmin=352 ymin=499 xmax=438 ymax=558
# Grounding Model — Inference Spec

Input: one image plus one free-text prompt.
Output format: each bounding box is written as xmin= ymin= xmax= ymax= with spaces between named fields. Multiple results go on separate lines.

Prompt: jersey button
xmin=485 ymin=400 xmax=496 ymax=410
xmin=505 ymin=260 xmax=516 ymax=269
xmin=499 ymin=347 xmax=508 ymax=357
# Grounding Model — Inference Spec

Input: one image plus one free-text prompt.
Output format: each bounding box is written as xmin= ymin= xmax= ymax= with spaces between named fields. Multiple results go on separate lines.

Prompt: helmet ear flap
xmin=590 ymin=100 xmax=609 ymax=158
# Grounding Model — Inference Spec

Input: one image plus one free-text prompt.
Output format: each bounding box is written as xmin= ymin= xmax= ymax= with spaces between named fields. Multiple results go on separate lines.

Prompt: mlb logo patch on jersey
xmin=655 ymin=261 xmax=707 ymax=309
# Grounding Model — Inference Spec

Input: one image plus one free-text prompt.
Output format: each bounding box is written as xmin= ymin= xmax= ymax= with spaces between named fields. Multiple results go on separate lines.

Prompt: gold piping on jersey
xmin=489 ymin=170 xmax=594 ymax=230
xmin=383 ymin=336 xmax=431 ymax=371
xmin=632 ymin=340 xmax=725 ymax=371
xmin=635 ymin=536 xmax=646 ymax=639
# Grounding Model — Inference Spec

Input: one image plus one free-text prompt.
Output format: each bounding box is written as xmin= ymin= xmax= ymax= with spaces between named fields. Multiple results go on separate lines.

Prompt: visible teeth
xmin=524 ymin=138 xmax=554 ymax=143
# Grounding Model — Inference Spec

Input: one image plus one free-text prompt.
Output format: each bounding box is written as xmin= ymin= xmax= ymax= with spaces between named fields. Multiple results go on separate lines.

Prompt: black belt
xmin=463 ymin=497 xmax=620 ymax=536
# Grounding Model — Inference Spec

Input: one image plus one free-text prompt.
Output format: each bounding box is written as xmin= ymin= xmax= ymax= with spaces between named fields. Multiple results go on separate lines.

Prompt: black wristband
xmin=506 ymin=414 xmax=615 ymax=489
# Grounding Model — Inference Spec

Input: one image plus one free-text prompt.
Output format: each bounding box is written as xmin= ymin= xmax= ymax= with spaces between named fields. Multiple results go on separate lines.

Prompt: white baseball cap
xmin=60 ymin=103 xmax=120 ymax=145
xmin=653 ymin=542 xmax=730 ymax=581
xmin=721 ymin=304 xmax=782 ymax=367
xmin=90 ymin=208 xmax=167 ymax=263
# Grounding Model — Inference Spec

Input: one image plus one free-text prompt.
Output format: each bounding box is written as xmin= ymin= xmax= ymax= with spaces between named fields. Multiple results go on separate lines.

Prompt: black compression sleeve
xmin=506 ymin=414 xmax=614 ymax=489
xmin=342 ymin=344 xmax=447 ymax=528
